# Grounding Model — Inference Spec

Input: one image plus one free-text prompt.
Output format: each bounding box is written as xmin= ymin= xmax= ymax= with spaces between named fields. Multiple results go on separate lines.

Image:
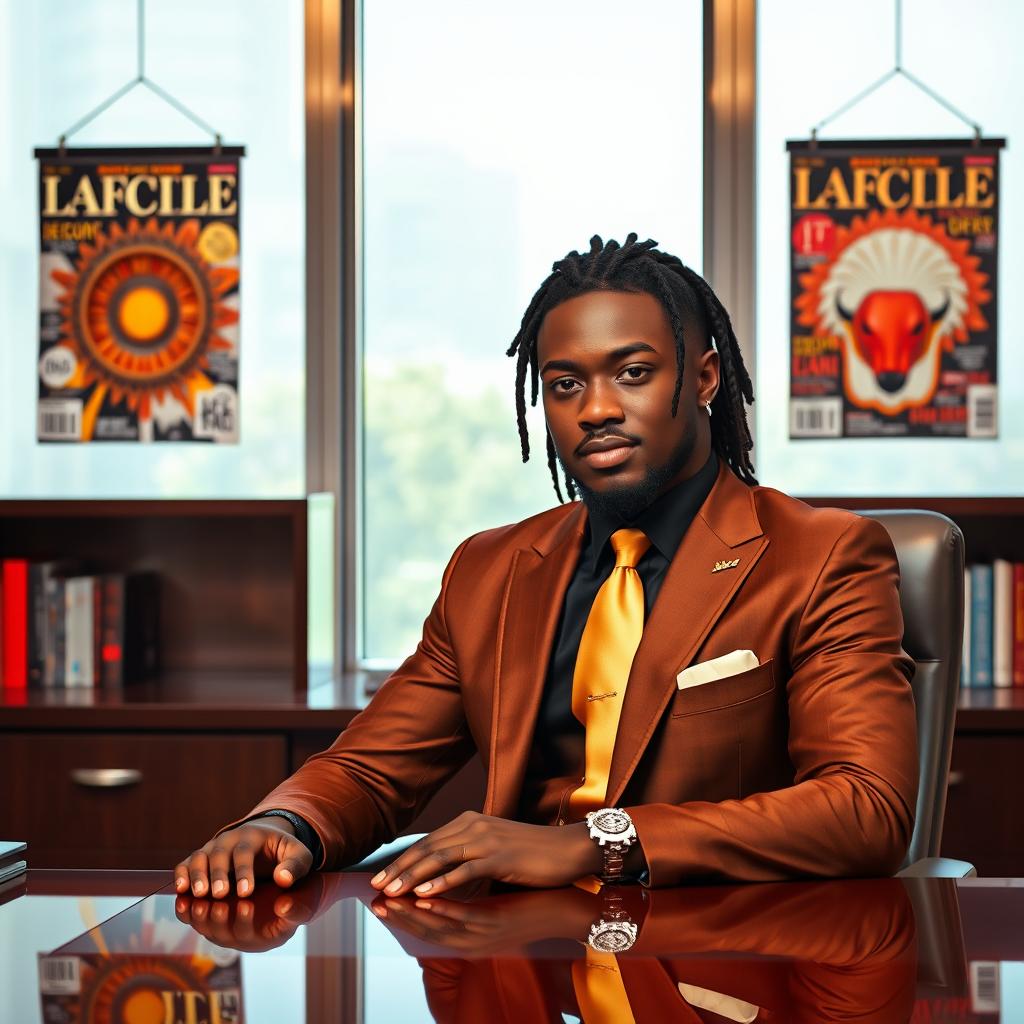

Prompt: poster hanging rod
xmin=809 ymin=0 xmax=982 ymax=144
xmin=56 ymin=0 xmax=224 ymax=156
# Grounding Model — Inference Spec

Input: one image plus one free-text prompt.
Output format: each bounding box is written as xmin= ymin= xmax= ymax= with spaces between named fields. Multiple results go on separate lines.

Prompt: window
xmin=756 ymin=0 xmax=1023 ymax=495
xmin=0 ymin=0 xmax=305 ymax=497
xmin=361 ymin=0 xmax=704 ymax=661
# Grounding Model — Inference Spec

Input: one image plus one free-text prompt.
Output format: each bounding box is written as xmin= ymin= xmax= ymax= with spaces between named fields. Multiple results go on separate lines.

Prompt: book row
xmin=0 ymin=560 xmax=160 ymax=688
xmin=963 ymin=561 xmax=1024 ymax=688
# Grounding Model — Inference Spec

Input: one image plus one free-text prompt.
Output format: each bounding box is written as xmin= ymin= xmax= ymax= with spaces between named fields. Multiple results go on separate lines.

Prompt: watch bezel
xmin=587 ymin=918 xmax=639 ymax=954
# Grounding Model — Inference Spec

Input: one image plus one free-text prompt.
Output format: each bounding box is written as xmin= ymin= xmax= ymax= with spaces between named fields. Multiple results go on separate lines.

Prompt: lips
xmin=577 ymin=435 xmax=638 ymax=470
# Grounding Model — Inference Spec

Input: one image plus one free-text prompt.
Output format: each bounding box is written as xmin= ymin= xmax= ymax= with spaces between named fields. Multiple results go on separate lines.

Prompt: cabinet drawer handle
xmin=71 ymin=768 xmax=143 ymax=788
xmin=947 ymin=770 xmax=965 ymax=788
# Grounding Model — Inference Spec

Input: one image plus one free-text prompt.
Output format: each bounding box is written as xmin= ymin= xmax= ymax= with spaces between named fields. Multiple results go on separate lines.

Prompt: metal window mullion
xmin=704 ymin=0 xmax=757 ymax=447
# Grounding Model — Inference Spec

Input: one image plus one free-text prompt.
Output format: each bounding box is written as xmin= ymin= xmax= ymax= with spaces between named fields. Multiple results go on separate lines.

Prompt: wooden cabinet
xmin=0 ymin=731 xmax=288 ymax=869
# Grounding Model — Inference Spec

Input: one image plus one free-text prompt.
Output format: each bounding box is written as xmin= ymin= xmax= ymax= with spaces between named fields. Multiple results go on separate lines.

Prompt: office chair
xmin=349 ymin=509 xmax=976 ymax=878
xmin=858 ymin=510 xmax=975 ymax=878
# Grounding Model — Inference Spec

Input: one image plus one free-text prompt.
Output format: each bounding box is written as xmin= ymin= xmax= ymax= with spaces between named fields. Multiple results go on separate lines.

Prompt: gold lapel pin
xmin=711 ymin=559 xmax=740 ymax=573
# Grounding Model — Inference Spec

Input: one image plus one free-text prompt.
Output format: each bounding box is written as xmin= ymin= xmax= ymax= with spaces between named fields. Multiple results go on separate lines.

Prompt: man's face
xmin=537 ymin=289 xmax=718 ymax=517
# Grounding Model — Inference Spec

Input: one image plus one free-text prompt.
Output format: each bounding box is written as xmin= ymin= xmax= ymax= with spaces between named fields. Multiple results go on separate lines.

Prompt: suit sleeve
xmin=627 ymin=516 xmax=920 ymax=885
xmin=221 ymin=537 xmax=478 ymax=869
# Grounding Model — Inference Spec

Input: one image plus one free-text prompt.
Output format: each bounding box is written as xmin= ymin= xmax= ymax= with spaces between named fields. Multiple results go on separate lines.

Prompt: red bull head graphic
xmin=836 ymin=289 xmax=949 ymax=395
xmin=796 ymin=209 xmax=989 ymax=415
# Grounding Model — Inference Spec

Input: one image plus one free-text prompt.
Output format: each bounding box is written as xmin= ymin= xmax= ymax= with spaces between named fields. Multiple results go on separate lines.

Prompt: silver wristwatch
xmin=585 ymin=807 xmax=637 ymax=885
xmin=586 ymin=891 xmax=639 ymax=953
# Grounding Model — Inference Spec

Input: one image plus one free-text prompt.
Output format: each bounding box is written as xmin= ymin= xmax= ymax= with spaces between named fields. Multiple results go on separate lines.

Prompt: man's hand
xmin=174 ymin=817 xmax=314 ymax=898
xmin=174 ymin=889 xmax=316 ymax=953
xmin=371 ymin=887 xmax=599 ymax=955
xmin=368 ymin=812 xmax=603 ymax=897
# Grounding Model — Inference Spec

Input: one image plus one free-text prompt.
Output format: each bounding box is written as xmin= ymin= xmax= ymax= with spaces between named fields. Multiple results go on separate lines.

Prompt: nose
xmin=577 ymin=380 xmax=625 ymax=430
xmin=877 ymin=371 xmax=906 ymax=393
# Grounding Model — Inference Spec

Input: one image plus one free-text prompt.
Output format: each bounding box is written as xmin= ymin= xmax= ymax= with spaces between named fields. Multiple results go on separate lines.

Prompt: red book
xmin=1014 ymin=563 xmax=1024 ymax=687
xmin=2 ymin=560 xmax=29 ymax=688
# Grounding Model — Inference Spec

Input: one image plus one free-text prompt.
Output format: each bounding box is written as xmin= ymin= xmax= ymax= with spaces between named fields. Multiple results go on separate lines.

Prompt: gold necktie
xmin=572 ymin=950 xmax=638 ymax=1024
xmin=568 ymin=527 xmax=651 ymax=819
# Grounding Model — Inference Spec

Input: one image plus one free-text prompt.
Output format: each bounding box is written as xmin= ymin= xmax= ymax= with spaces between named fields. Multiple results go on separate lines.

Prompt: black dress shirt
xmin=518 ymin=449 xmax=720 ymax=821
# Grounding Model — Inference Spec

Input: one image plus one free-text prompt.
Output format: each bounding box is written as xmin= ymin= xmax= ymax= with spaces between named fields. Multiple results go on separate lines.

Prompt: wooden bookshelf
xmin=0 ymin=499 xmax=308 ymax=692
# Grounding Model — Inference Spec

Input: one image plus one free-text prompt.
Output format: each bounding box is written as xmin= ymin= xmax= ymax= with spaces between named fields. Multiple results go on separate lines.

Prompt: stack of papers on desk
xmin=0 ymin=841 xmax=27 ymax=884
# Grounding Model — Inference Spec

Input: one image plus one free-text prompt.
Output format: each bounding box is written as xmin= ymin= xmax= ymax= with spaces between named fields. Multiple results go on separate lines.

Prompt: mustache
xmin=574 ymin=430 xmax=642 ymax=457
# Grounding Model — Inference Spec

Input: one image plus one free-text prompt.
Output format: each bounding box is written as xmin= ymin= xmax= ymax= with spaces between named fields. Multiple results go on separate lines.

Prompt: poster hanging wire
xmin=56 ymin=0 xmax=223 ymax=156
xmin=809 ymin=0 xmax=982 ymax=144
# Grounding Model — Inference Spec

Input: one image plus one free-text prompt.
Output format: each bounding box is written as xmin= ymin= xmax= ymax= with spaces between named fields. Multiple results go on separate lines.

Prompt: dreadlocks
xmin=506 ymin=233 xmax=757 ymax=502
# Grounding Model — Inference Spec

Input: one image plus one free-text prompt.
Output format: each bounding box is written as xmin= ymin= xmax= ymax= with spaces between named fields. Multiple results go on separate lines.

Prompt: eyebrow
xmin=539 ymin=341 xmax=658 ymax=375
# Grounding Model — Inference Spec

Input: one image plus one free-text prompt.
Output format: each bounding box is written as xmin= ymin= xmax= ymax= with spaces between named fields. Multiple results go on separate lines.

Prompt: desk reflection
xmin=49 ymin=874 xmax=925 ymax=1023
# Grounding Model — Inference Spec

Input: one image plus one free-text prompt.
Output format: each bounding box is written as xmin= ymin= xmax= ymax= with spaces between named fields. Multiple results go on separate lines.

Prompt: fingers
xmin=175 ymin=820 xmax=312 ymax=900
xmin=370 ymin=813 xmax=482 ymax=894
xmin=272 ymin=837 xmax=313 ymax=889
xmin=410 ymin=861 xmax=483 ymax=897
xmin=231 ymin=840 xmax=257 ymax=897
xmin=187 ymin=851 xmax=210 ymax=897
xmin=375 ymin=843 xmax=472 ymax=898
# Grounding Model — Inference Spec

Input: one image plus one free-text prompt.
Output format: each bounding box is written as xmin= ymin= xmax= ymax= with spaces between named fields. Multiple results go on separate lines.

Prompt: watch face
xmin=592 ymin=809 xmax=631 ymax=836
xmin=589 ymin=921 xmax=638 ymax=954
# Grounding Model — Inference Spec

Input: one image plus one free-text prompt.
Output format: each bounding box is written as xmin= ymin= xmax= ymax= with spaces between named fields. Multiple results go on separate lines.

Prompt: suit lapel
xmin=484 ymin=503 xmax=586 ymax=819
xmin=606 ymin=463 xmax=769 ymax=806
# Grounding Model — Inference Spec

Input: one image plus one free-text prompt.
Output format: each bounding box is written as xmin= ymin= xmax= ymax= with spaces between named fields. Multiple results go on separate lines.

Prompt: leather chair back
xmin=858 ymin=510 xmax=965 ymax=867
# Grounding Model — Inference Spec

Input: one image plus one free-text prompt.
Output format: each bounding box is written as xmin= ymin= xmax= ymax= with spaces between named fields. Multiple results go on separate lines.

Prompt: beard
xmin=567 ymin=424 xmax=698 ymax=522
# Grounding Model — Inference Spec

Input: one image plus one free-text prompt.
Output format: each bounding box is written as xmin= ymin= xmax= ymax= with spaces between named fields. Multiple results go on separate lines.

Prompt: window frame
xmin=305 ymin=0 xmax=757 ymax=676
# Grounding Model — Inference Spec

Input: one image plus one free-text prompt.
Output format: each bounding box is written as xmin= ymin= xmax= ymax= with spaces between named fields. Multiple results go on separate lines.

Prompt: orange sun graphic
xmin=64 ymin=954 xmax=224 ymax=1024
xmin=50 ymin=217 xmax=239 ymax=440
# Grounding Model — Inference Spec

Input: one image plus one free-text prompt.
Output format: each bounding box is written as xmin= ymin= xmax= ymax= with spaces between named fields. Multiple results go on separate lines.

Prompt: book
xmin=1 ymin=559 xmax=29 ymax=688
xmin=64 ymin=577 xmax=94 ymax=687
xmin=993 ymin=559 xmax=1014 ymax=688
xmin=1015 ymin=564 xmax=1024 ymax=687
xmin=970 ymin=564 xmax=994 ymax=688
xmin=962 ymin=568 xmax=972 ymax=689
xmin=44 ymin=576 xmax=66 ymax=686
xmin=27 ymin=562 xmax=62 ymax=686
xmin=98 ymin=572 xmax=161 ymax=686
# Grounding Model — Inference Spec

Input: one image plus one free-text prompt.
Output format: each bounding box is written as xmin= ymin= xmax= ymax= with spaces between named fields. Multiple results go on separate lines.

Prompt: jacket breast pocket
xmin=670 ymin=658 xmax=776 ymax=718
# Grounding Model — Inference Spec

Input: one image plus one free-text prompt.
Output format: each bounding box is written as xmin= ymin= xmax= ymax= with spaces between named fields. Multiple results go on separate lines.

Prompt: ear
xmin=695 ymin=344 xmax=720 ymax=408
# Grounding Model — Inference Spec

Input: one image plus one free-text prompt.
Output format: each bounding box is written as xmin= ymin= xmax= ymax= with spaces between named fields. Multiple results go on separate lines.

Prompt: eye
xmin=548 ymin=377 xmax=580 ymax=395
xmin=618 ymin=365 xmax=651 ymax=383
xmin=910 ymin=321 xmax=923 ymax=335
xmin=860 ymin=321 xmax=874 ymax=336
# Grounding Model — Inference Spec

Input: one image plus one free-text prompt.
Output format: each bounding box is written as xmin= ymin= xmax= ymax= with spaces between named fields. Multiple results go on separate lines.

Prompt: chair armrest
xmin=897 ymin=857 xmax=977 ymax=878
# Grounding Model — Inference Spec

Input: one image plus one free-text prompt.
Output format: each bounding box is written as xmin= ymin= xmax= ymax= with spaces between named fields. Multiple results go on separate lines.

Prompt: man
xmin=176 ymin=233 xmax=918 ymax=900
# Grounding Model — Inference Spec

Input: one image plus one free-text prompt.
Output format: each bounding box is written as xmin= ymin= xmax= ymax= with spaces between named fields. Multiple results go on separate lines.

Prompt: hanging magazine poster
xmin=788 ymin=138 xmax=1003 ymax=439
xmin=35 ymin=146 xmax=244 ymax=442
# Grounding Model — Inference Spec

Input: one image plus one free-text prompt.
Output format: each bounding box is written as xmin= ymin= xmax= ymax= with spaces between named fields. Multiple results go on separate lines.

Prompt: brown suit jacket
xmin=415 ymin=880 xmax=917 ymax=1023
xmin=239 ymin=460 xmax=919 ymax=882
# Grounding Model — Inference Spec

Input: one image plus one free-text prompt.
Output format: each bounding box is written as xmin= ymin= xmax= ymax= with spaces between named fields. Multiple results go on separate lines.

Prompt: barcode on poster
xmin=967 ymin=384 xmax=997 ymax=437
xmin=38 ymin=399 xmax=83 ymax=441
xmin=970 ymin=960 xmax=999 ymax=1013
xmin=38 ymin=955 xmax=81 ymax=995
xmin=790 ymin=398 xmax=842 ymax=438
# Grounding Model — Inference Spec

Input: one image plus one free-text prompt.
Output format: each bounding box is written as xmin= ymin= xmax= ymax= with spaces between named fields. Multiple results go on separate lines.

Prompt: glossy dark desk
xmin=3 ymin=871 xmax=1024 ymax=1022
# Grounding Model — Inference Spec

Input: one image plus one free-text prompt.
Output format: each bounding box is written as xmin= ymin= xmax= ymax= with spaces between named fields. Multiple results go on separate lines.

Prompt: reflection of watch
xmin=585 ymin=808 xmax=637 ymax=885
xmin=586 ymin=891 xmax=638 ymax=953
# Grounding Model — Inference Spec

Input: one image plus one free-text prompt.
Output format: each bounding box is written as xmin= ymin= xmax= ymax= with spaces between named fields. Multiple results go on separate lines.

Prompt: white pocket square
xmin=676 ymin=649 xmax=759 ymax=690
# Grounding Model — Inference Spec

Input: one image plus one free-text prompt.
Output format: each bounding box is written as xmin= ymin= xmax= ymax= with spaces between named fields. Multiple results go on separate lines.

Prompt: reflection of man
xmin=178 ymin=234 xmax=918 ymax=899
xmin=406 ymin=881 xmax=918 ymax=1024
xmin=174 ymin=877 xmax=919 ymax=1023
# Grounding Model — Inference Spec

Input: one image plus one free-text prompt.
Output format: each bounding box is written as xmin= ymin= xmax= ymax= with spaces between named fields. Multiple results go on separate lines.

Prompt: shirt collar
xmin=584 ymin=450 xmax=719 ymax=571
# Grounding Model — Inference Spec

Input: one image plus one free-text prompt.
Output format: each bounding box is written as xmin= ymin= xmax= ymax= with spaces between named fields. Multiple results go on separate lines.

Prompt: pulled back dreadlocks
xmin=506 ymin=233 xmax=757 ymax=503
